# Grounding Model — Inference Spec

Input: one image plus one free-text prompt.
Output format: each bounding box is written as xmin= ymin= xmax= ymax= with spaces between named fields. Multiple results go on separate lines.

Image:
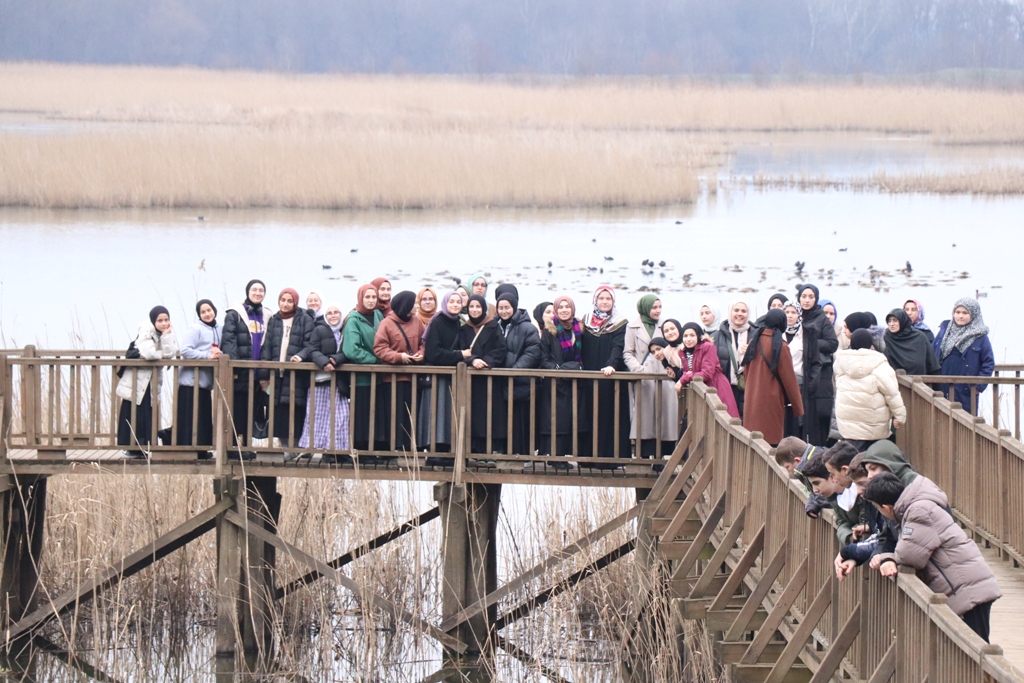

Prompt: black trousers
xmin=176 ymin=385 xmax=213 ymax=449
xmin=117 ymin=386 xmax=153 ymax=452
xmin=961 ymin=600 xmax=993 ymax=643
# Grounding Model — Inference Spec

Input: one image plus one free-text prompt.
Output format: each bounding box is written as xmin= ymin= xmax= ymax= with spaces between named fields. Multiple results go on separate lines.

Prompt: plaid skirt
xmin=299 ymin=384 xmax=350 ymax=450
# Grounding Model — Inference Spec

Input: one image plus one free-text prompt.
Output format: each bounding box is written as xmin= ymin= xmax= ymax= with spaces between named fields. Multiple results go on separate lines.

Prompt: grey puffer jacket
xmin=879 ymin=476 xmax=1001 ymax=616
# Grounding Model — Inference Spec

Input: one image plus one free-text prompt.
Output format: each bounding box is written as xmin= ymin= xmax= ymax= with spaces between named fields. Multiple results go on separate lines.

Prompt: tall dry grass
xmin=5 ymin=63 xmax=1024 ymax=209
xmin=742 ymin=166 xmax=1024 ymax=195
xmin=27 ymin=474 xmax=707 ymax=681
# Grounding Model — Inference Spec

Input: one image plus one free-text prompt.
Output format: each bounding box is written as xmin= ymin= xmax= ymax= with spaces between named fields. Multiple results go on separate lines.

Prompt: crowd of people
xmin=114 ymin=277 xmax=996 ymax=470
xmin=108 ymin=275 xmax=1003 ymax=642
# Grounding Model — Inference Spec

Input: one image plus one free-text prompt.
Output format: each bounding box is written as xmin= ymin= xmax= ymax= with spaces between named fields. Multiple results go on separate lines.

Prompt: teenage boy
xmin=802 ymin=451 xmax=861 ymax=547
xmin=864 ymin=472 xmax=1001 ymax=642
xmin=775 ymin=436 xmax=829 ymax=517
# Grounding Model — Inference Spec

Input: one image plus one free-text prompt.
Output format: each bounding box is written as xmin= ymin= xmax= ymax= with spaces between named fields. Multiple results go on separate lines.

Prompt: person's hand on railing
xmin=324 ymin=360 xmax=335 ymax=371
xmin=462 ymin=349 xmax=473 ymax=359
xmin=209 ymin=346 xmax=222 ymax=360
xmin=879 ymin=560 xmax=898 ymax=578
xmin=472 ymin=359 xmax=488 ymax=370
xmin=601 ymin=366 xmax=615 ymax=376
xmin=835 ymin=553 xmax=855 ymax=581
xmin=289 ymin=355 xmax=302 ymax=362
xmin=674 ymin=380 xmax=684 ymax=396
xmin=852 ymin=524 xmax=871 ymax=540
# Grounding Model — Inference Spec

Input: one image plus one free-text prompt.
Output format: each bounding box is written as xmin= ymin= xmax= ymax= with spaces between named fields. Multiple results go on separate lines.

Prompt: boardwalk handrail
xmin=0 ymin=347 xmax=678 ymax=473
xmin=678 ymin=378 xmax=1024 ymax=682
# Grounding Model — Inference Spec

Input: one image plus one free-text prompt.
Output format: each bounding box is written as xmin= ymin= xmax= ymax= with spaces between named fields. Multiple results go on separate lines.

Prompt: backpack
xmin=115 ymin=339 xmax=142 ymax=378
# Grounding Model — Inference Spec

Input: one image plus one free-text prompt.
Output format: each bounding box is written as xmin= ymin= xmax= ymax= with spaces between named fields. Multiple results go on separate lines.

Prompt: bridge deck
xmin=985 ymin=546 xmax=1024 ymax=670
xmin=0 ymin=449 xmax=662 ymax=487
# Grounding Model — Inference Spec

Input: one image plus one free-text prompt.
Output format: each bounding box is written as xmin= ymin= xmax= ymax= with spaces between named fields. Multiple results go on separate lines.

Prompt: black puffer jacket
xmin=221 ymin=303 xmax=271 ymax=392
xmin=258 ymin=310 xmax=315 ymax=406
xmin=459 ymin=320 xmax=507 ymax=368
xmin=305 ymin=319 xmax=350 ymax=396
xmin=713 ymin=320 xmax=758 ymax=387
xmin=498 ymin=310 xmax=542 ymax=400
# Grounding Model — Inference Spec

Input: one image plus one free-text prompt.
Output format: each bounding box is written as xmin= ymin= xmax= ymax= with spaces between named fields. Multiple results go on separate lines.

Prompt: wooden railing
xmin=0 ymin=346 xmax=677 ymax=472
xmin=665 ymin=379 xmax=1023 ymax=682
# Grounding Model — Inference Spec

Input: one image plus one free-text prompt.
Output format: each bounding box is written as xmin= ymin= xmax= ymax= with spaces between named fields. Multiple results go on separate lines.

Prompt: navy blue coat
xmin=932 ymin=321 xmax=995 ymax=413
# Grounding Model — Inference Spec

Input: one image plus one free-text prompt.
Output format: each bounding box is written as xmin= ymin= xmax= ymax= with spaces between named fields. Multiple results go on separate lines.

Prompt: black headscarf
xmin=196 ymin=299 xmax=218 ymax=329
xmin=681 ymin=322 xmax=704 ymax=347
xmin=390 ymin=291 xmax=416 ymax=323
xmin=149 ymin=305 xmax=169 ymax=326
xmin=844 ymin=312 xmax=874 ymax=333
xmin=494 ymin=284 xmax=519 ymax=305
xmin=661 ymin=318 xmax=684 ymax=347
xmin=850 ymin=329 xmax=874 ymax=350
xmin=767 ymin=292 xmax=788 ymax=309
xmin=467 ymin=294 xmax=489 ymax=328
xmin=533 ymin=301 xmax=553 ymax=329
xmin=497 ymin=293 xmax=518 ymax=332
xmin=244 ymin=279 xmax=266 ymax=314
xmin=883 ymin=308 xmax=939 ymax=375
xmin=798 ymin=284 xmax=819 ymax=308
xmin=742 ymin=309 xmax=786 ymax=373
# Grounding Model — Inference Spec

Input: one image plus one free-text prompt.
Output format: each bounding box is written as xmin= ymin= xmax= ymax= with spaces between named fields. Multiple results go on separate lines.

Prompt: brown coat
xmin=373 ymin=312 xmax=426 ymax=383
xmin=742 ymin=331 xmax=804 ymax=444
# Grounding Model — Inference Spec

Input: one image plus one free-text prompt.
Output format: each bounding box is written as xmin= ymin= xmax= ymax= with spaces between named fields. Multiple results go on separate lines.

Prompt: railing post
xmin=455 ymin=363 xmax=470 ymax=475
xmin=214 ymin=354 xmax=232 ymax=476
xmin=0 ymin=353 xmax=11 ymax=464
xmin=21 ymin=346 xmax=37 ymax=447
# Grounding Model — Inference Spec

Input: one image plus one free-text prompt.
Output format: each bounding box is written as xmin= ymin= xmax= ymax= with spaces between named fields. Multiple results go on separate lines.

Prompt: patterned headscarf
xmin=939 ymin=298 xmax=989 ymax=360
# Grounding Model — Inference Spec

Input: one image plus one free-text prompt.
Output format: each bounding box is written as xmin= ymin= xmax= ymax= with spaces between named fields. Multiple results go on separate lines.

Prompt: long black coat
xmin=423 ymin=316 xmax=464 ymax=366
xmin=259 ymin=310 xmax=315 ymax=407
xmin=580 ymin=323 xmax=631 ymax=458
xmin=458 ymin=320 xmax=507 ymax=441
xmin=800 ymin=306 xmax=839 ymax=445
xmin=304 ymin=320 xmax=350 ymax=395
xmin=499 ymin=310 xmax=542 ymax=400
xmin=221 ymin=305 xmax=268 ymax=392
xmin=538 ymin=328 xmax=583 ymax=437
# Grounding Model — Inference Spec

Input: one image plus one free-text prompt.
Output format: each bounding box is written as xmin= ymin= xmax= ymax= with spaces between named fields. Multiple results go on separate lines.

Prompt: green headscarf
xmin=467 ymin=273 xmax=488 ymax=298
xmin=637 ymin=294 xmax=659 ymax=338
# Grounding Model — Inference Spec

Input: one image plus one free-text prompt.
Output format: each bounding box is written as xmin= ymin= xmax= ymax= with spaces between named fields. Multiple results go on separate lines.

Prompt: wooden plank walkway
xmin=985 ymin=546 xmax=1024 ymax=670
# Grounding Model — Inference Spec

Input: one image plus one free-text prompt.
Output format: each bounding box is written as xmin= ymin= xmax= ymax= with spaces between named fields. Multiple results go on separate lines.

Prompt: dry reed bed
xmin=740 ymin=166 xmax=1024 ymax=195
xmin=33 ymin=474 xmax=686 ymax=680
xmin=5 ymin=63 xmax=1024 ymax=208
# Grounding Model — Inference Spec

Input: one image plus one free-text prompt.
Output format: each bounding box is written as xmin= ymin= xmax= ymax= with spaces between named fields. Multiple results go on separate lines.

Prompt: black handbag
xmin=115 ymin=339 xmax=142 ymax=378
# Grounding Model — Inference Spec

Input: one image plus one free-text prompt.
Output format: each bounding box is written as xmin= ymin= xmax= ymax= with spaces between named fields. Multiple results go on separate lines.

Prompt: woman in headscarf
xmin=259 ymin=288 xmax=315 ymax=449
xmin=116 ymin=306 xmax=178 ymax=458
xmin=496 ymin=290 xmax=541 ymax=455
xmin=932 ymin=298 xmax=995 ymax=414
xmin=672 ymin=322 xmax=739 ymax=417
xmin=659 ymin=318 xmax=684 ymax=370
xmin=624 ymin=294 xmax=678 ymax=459
xmin=904 ymin=299 xmax=935 ymax=344
xmin=884 ymin=308 xmax=940 ymax=376
xmin=416 ymin=287 xmax=438 ymax=328
xmin=342 ymin=284 xmax=385 ymax=455
xmin=843 ymin=311 xmax=886 ymax=352
xmin=373 ymin=290 xmax=425 ymax=453
xmin=580 ymin=286 xmax=631 ymax=464
xmin=781 ymin=302 xmax=807 ymax=439
xmin=421 ymin=292 xmax=472 ymax=461
xmin=713 ymin=300 xmax=752 ymax=418
xmin=697 ymin=302 xmax=720 ymax=336
xmin=537 ymin=295 xmax=583 ymax=468
xmin=458 ymin=294 xmax=507 ymax=464
xmin=455 ymin=286 xmax=471 ymax=323
xmin=305 ymin=291 xmax=324 ymax=320
xmin=755 ymin=293 xmax=789 ymax=327
xmin=371 ymin=277 xmax=392 ymax=315
xmin=533 ymin=301 xmax=554 ymax=334
xmin=177 ymin=299 xmax=221 ymax=459
xmin=468 ymin=273 xmax=498 ymax=317
xmin=834 ymin=329 xmax=906 ymax=451
xmin=299 ymin=303 xmax=351 ymax=464
xmin=797 ymin=284 xmax=838 ymax=445
xmin=221 ymin=279 xmax=272 ymax=460
xmin=740 ymin=309 xmax=803 ymax=446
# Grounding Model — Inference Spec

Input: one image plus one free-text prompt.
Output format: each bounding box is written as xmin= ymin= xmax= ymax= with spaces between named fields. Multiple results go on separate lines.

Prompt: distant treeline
xmin=2 ymin=0 xmax=1024 ymax=76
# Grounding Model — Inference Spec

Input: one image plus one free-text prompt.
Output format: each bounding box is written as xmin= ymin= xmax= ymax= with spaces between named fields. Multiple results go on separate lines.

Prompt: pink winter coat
xmin=677 ymin=340 xmax=740 ymax=417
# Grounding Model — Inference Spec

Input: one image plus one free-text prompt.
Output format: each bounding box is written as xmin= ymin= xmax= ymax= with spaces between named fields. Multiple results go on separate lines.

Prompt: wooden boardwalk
xmin=985 ymin=546 xmax=1024 ymax=671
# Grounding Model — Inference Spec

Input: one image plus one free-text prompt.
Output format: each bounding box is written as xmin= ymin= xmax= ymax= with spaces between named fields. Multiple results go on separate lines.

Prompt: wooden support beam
xmin=731 ymin=663 xmax=812 ymax=683
xmin=708 ymin=524 xmax=765 ymax=613
xmin=660 ymin=460 xmax=713 ymax=542
xmin=867 ymin=641 xmax=896 ymax=683
xmin=717 ymin=641 xmax=786 ymax=665
xmin=706 ymin=607 xmax=768 ymax=632
xmin=216 ymin=478 xmax=241 ymax=657
xmin=5 ymin=496 xmax=231 ymax=641
xmin=739 ymin=556 xmax=809 ymax=665
xmin=671 ymin=492 xmax=727 ymax=581
xmin=688 ymin=506 xmax=746 ymax=599
xmin=724 ymin=543 xmax=788 ymax=642
xmin=439 ymin=505 xmax=638 ymax=633
xmin=495 ymin=635 xmax=573 ymax=683
xmin=764 ymin=577 xmax=833 ymax=683
xmin=671 ymin=574 xmax=729 ymax=600
xmin=222 ymin=509 xmax=468 ymax=654
xmin=0 ymin=475 xmax=47 ymax=628
xmin=658 ymin=540 xmax=714 ymax=561
xmin=807 ymin=604 xmax=861 ymax=683
xmin=240 ymin=476 xmax=279 ymax=656
xmin=651 ymin=436 xmax=704 ymax=520
xmin=32 ymin=635 xmax=126 ymax=683
xmin=494 ymin=540 xmax=635 ymax=631
xmin=645 ymin=428 xmax=696 ymax=506
xmin=276 ymin=506 xmax=441 ymax=600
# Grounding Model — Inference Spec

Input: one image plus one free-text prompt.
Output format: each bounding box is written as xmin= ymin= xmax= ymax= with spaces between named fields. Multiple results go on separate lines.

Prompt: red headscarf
xmin=278 ymin=287 xmax=300 ymax=320
xmin=371 ymin=277 xmax=392 ymax=314
xmin=355 ymin=284 xmax=378 ymax=315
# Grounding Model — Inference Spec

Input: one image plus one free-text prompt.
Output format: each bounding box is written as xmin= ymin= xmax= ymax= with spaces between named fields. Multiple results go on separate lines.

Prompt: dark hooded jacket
xmin=860 ymin=441 xmax=919 ymax=558
xmin=306 ymin=318 xmax=350 ymax=396
xmin=499 ymin=309 xmax=542 ymax=400
xmin=259 ymin=308 xmax=315 ymax=406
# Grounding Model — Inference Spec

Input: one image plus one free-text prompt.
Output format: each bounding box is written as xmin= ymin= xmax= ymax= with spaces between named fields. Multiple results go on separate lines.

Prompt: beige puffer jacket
xmin=879 ymin=476 xmax=1001 ymax=616
xmin=833 ymin=348 xmax=906 ymax=440
xmin=115 ymin=323 xmax=178 ymax=404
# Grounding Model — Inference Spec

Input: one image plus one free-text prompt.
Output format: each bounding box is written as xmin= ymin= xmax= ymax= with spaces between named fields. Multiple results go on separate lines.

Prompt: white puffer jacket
xmin=833 ymin=348 xmax=907 ymax=440
xmin=115 ymin=323 xmax=179 ymax=404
